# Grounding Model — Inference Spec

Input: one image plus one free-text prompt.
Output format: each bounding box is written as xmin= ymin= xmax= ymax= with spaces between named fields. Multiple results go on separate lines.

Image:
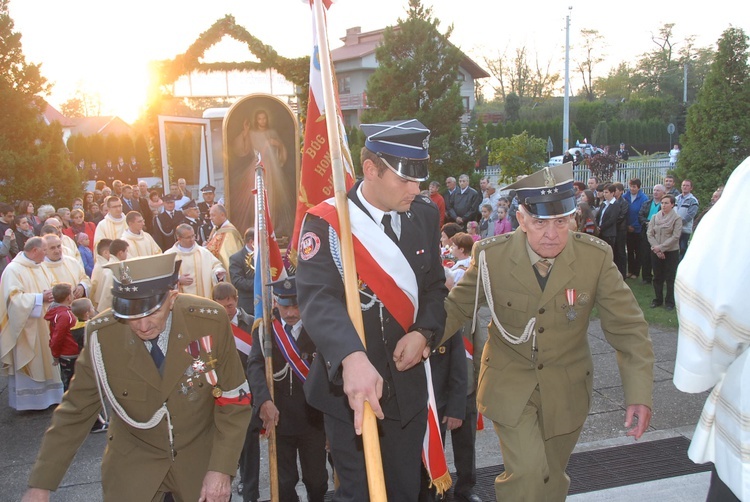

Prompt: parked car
xmin=548 ymin=144 xmax=605 ymax=166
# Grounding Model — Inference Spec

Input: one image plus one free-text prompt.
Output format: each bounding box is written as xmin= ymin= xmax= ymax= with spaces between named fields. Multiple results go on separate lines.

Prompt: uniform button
xmin=327 ymin=361 xmax=332 ymax=368
xmin=538 ymin=308 xmax=545 ymax=314
xmin=538 ymin=327 xmax=545 ymax=333
xmin=538 ymin=364 xmax=544 ymax=370
xmin=198 ymin=381 xmax=204 ymax=387
xmin=108 ymin=435 xmax=113 ymax=440
xmin=484 ymin=357 xmax=490 ymax=362
xmin=189 ymin=308 xmax=195 ymax=312
xmin=122 ymin=390 xmax=128 ymax=396
xmin=507 ymin=301 xmax=512 ymax=307
xmin=586 ymin=370 xmax=591 ymax=376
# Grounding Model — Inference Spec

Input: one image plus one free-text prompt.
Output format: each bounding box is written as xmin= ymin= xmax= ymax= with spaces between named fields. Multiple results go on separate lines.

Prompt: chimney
xmin=343 ymin=26 xmax=361 ymax=45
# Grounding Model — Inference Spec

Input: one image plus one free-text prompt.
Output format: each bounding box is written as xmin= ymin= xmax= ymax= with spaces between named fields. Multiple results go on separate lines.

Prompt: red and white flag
xmin=290 ymin=0 xmax=355 ymax=263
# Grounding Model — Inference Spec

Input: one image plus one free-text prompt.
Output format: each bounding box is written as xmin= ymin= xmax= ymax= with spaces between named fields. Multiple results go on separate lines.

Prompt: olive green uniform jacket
xmin=443 ymin=231 xmax=654 ymax=439
xmin=28 ymin=295 xmax=252 ymax=500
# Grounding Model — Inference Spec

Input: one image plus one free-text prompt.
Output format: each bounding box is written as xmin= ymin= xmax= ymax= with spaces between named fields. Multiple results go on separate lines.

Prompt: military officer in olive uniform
xmin=296 ymin=120 xmax=448 ymax=500
xmin=247 ymin=277 xmax=328 ymax=502
xmin=22 ymin=253 xmax=252 ymax=502
xmin=442 ymin=163 xmax=655 ymax=502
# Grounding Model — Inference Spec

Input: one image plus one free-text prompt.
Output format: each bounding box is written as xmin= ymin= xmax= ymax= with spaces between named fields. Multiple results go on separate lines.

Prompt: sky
xmin=9 ymin=0 xmax=749 ymax=123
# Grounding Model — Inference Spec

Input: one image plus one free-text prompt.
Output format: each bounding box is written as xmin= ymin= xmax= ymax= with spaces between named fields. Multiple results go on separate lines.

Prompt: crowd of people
xmin=0 ymin=124 xmax=726 ymax=502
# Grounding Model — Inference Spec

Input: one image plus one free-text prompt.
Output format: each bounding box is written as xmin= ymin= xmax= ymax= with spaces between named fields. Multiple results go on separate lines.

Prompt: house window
xmin=462 ymin=96 xmax=470 ymax=112
xmin=338 ymin=76 xmax=351 ymax=94
xmin=457 ymin=72 xmax=466 ymax=82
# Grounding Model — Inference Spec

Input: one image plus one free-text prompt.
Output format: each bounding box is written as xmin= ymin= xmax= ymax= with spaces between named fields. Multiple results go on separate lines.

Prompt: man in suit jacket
xmin=443 ymin=163 xmax=654 ymax=501
xmin=22 ymin=253 xmax=252 ymax=501
xmin=247 ymin=277 xmax=327 ymax=502
xmin=229 ymin=228 xmax=255 ymax=314
xmin=447 ymin=174 xmax=481 ymax=228
xmin=152 ymin=195 xmax=184 ymax=251
xmin=296 ymin=119 xmax=448 ymax=500
xmin=120 ymin=185 xmax=141 ymax=214
xmin=213 ymin=282 xmax=261 ymax=502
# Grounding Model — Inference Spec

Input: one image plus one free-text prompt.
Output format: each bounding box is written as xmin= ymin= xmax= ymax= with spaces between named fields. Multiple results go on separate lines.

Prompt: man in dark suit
xmin=181 ymin=200 xmax=209 ymax=246
xmin=419 ymin=328 xmax=467 ymax=502
xmin=247 ymin=277 xmax=328 ymax=502
xmin=22 ymin=253 xmax=252 ymax=501
xmin=213 ymin=282 xmax=261 ymax=502
xmin=228 ymin=228 xmax=255 ymax=314
xmin=120 ymin=184 xmax=141 ymax=214
xmin=443 ymin=176 xmax=457 ymax=223
xmin=152 ymin=195 xmax=185 ymax=251
xmin=447 ymin=174 xmax=481 ymax=228
xmin=198 ymin=184 xmax=218 ymax=222
xmin=296 ymin=119 xmax=448 ymax=500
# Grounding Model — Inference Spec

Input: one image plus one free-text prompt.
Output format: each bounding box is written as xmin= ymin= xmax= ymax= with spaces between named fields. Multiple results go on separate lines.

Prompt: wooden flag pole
xmin=311 ymin=1 xmax=386 ymax=500
xmin=255 ymin=164 xmax=279 ymax=502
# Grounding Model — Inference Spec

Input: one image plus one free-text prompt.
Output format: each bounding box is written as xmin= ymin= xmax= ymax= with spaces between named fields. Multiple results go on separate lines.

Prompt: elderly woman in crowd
xmin=647 ymin=194 xmax=682 ymax=311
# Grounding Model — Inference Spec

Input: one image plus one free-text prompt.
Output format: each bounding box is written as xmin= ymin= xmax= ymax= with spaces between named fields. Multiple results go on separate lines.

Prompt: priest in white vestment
xmin=41 ymin=235 xmax=91 ymax=299
xmin=674 ymin=156 xmax=750 ymax=501
xmin=41 ymin=218 xmax=83 ymax=268
xmin=165 ymin=223 xmax=226 ymax=298
xmin=121 ymin=211 xmax=162 ymax=258
xmin=93 ymin=196 xmax=127 ymax=247
xmin=0 ymin=237 xmax=63 ymax=410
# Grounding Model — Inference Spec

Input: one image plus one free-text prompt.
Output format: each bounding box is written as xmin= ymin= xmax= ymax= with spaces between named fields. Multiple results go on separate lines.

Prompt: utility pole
xmin=563 ymin=6 xmax=572 ymax=153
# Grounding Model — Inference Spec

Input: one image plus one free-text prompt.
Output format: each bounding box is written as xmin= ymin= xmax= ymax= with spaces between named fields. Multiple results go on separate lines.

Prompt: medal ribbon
xmin=566 ymin=289 xmax=577 ymax=307
xmin=200 ymin=335 xmax=213 ymax=353
xmin=272 ymin=319 xmax=310 ymax=383
xmin=185 ymin=340 xmax=201 ymax=358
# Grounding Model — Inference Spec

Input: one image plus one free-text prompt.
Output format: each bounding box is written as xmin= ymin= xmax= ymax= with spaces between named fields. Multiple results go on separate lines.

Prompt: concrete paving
xmin=0 ymin=318 xmax=713 ymax=501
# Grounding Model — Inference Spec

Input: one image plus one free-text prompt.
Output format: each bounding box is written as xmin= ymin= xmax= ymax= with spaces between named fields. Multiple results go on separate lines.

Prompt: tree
xmin=678 ymin=27 xmax=750 ymax=205
xmin=575 ymin=29 xmax=606 ymax=101
xmin=505 ymin=92 xmax=520 ymax=121
xmin=361 ymin=0 xmax=473 ymax=181
xmin=484 ymin=46 xmax=560 ymax=101
xmin=487 ymin=131 xmax=546 ymax=182
xmin=0 ymin=0 xmax=81 ymax=206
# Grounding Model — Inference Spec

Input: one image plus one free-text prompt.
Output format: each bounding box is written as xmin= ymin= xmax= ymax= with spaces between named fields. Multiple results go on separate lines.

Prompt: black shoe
xmin=641 ymin=279 xmax=652 ymax=285
xmin=649 ymin=300 xmax=662 ymax=308
xmin=454 ymin=492 xmax=482 ymax=502
xmin=665 ymin=305 xmax=675 ymax=311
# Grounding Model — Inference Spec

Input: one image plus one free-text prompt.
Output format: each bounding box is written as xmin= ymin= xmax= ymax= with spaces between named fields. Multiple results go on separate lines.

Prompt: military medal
xmin=200 ymin=335 xmax=219 ymax=389
xmin=212 ymin=387 xmax=223 ymax=398
xmin=185 ymin=340 xmax=205 ymax=373
xmin=565 ymin=289 xmax=577 ymax=321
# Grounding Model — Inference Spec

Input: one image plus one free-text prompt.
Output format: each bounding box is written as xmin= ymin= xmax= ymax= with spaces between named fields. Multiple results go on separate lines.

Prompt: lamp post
xmin=563 ymin=6 xmax=572 ymax=153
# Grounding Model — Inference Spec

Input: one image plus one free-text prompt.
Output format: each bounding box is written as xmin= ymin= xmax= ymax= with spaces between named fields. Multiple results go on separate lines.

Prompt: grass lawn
xmin=594 ymin=277 xmax=679 ymax=330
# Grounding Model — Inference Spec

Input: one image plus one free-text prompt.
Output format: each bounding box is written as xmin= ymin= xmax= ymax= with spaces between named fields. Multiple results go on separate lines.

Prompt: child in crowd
xmin=466 ymin=221 xmax=481 ymax=242
xmin=44 ymin=283 xmax=78 ymax=391
xmin=449 ymin=232 xmax=475 ymax=283
xmin=68 ymin=297 xmax=108 ymax=433
xmin=495 ymin=206 xmax=512 ymax=235
xmin=70 ymin=297 xmax=96 ymax=353
xmin=77 ymin=233 xmax=94 ymax=277
xmin=478 ymin=204 xmax=496 ymax=239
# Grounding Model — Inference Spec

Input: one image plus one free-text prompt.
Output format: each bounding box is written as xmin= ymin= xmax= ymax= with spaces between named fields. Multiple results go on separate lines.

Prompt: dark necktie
xmin=284 ymin=323 xmax=294 ymax=339
xmin=381 ymin=213 xmax=398 ymax=244
xmin=168 ymin=211 xmax=174 ymax=219
xmin=150 ymin=341 xmax=165 ymax=371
